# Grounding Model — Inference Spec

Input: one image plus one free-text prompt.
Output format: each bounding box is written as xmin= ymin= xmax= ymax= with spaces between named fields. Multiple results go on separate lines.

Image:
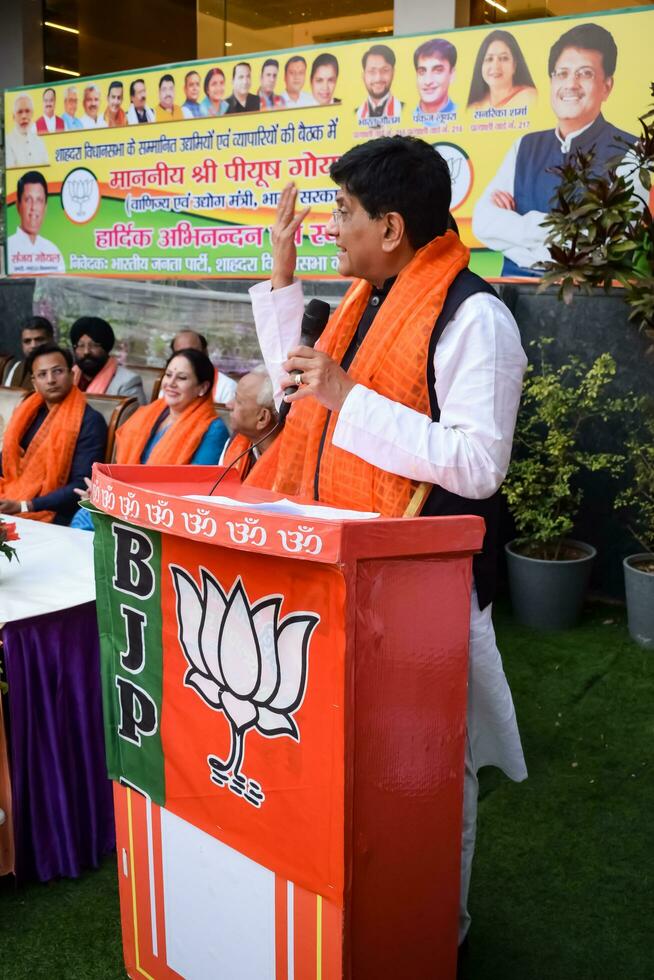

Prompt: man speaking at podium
xmin=248 ymin=136 xmax=528 ymax=945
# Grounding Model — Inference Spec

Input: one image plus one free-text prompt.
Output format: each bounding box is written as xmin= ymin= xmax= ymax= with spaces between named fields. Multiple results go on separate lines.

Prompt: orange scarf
xmin=72 ymin=355 xmax=118 ymax=394
xmin=263 ymin=232 xmax=469 ymax=515
xmin=114 ymin=396 xmax=217 ymax=465
xmin=0 ymin=386 xmax=87 ymax=522
xmin=105 ymin=108 xmax=127 ymax=127
xmin=223 ymin=431 xmax=281 ymax=487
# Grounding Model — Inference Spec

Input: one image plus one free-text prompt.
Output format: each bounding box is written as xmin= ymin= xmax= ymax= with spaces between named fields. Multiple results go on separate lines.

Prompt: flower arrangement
xmin=0 ymin=519 xmax=19 ymax=563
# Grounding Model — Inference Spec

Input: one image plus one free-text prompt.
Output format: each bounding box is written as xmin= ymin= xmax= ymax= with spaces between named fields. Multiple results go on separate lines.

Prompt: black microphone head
xmin=300 ymin=298 xmax=331 ymax=347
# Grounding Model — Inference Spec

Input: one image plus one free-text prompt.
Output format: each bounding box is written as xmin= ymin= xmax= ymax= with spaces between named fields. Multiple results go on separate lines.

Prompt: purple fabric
xmin=2 ymin=602 xmax=115 ymax=881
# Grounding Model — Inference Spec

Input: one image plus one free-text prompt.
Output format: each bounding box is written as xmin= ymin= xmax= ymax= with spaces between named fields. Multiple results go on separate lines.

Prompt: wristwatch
xmin=20 ymin=500 xmax=30 ymax=513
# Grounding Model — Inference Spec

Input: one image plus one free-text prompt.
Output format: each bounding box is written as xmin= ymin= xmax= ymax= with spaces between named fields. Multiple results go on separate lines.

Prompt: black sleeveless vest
xmin=423 ymin=268 xmax=501 ymax=610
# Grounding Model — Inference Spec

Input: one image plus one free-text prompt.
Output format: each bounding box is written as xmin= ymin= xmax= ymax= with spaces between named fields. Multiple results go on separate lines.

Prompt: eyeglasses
xmin=550 ymin=67 xmax=596 ymax=83
xmin=73 ymin=341 xmax=104 ymax=353
xmin=331 ymin=208 xmax=347 ymax=225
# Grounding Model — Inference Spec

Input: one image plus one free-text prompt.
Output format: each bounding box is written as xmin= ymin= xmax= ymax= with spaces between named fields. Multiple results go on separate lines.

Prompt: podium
xmin=90 ymin=463 xmax=484 ymax=980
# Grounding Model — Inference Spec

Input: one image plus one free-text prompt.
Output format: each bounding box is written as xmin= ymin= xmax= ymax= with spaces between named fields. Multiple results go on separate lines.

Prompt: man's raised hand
xmin=271 ymin=183 xmax=310 ymax=289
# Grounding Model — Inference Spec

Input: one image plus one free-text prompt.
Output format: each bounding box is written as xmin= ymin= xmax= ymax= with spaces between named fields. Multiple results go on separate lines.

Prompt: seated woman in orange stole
xmin=71 ymin=349 xmax=228 ymax=529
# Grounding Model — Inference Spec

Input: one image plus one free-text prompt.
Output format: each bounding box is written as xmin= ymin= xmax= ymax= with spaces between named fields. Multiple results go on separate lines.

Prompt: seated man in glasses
xmin=472 ymin=23 xmax=638 ymax=277
xmin=70 ymin=316 xmax=146 ymax=405
xmin=0 ymin=343 xmax=107 ymax=524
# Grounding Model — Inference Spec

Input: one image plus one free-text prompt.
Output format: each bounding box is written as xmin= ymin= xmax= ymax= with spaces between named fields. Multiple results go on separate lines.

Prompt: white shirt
xmin=7 ymin=225 xmax=65 ymax=274
xmin=473 ymin=122 xmax=646 ymax=271
xmin=43 ymin=114 xmax=57 ymax=133
xmin=280 ymin=91 xmax=316 ymax=108
xmin=127 ymin=105 xmax=155 ymax=124
xmin=5 ymin=127 xmax=49 ymax=168
xmin=249 ymin=279 xmax=527 ymax=501
xmin=79 ymin=113 xmax=107 ymax=129
xmin=214 ymin=372 xmax=237 ymax=404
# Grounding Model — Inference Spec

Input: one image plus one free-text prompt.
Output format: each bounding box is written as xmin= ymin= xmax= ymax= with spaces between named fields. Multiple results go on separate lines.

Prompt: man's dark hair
xmin=129 ymin=78 xmax=145 ymax=98
xmin=43 ymin=87 xmax=56 ymax=100
xmin=413 ymin=38 xmax=457 ymax=70
xmin=22 ymin=315 xmax=54 ymax=339
xmin=166 ymin=348 xmax=214 ymax=389
xmin=311 ymin=53 xmax=339 ymax=80
xmin=27 ymin=342 xmax=73 ymax=374
xmin=362 ymin=44 xmax=395 ymax=70
xmin=159 ymin=73 xmax=175 ymax=89
xmin=548 ymin=23 xmax=617 ymax=77
xmin=17 ymin=171 xmax=48 ymax=204
xmin=330 ymin=136 xmax=451 ymax=249
xmin=285 ymin=55 xmax=307 ymax=73
xmin=233 ymin=62 xmax=251 ymax=79
xmin=169 ymin=331 xmax=208 ymax=354
xmin=261 ymin=58 xmax=279 ymax=73
xmin=185 ymin=69 xmax=200 ymax=83
xmin=108 ymin=80 xmax=123 ymax=95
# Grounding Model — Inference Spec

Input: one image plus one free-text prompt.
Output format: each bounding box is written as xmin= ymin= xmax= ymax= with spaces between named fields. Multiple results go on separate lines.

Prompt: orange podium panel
xmin=90 ymin=464 xmax=484 ymax=980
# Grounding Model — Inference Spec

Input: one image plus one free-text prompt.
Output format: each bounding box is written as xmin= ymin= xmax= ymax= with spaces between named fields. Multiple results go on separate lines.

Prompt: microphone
xmin=278 ymin=298 xmax=331 ymax=424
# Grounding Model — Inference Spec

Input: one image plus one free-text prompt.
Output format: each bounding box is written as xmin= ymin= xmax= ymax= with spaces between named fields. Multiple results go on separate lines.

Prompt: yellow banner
xmin=3 ymin=6 xmax=652 ymax=280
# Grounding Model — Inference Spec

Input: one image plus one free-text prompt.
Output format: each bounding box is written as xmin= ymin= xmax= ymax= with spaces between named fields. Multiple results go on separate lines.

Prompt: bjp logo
xmin=171 ymin=568 xmax=319 ymax=808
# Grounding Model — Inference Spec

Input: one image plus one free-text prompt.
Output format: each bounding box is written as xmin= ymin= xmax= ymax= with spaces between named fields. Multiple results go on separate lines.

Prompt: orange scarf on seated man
xmin=114 ymin=396 xmax=217 ymax=465
xmin=72 ymin=356 xmax=118 ymax=394
xmin=222 ymin=431 xmax=279 ymax=487
xmin=254 ymin=231 xmax=470 ymax=516
xmin=0 ymin=386 xmax=87 ymax=522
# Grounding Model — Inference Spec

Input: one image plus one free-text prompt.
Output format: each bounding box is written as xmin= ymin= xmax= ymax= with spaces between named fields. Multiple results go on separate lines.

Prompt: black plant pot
xmin=505 ymin=539 xmax=596 ymax=631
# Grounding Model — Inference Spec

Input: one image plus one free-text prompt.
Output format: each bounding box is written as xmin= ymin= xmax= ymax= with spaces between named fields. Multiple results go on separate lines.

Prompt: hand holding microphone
xmin=280 ymin=301 xmax=357 ymax=418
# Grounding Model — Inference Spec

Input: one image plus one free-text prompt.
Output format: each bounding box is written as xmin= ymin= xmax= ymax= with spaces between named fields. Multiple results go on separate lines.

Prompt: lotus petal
xmin=218 ymin=580 xmax=261 ymax=698
xmin=269 ymin=614 xmax=318 ymax=712
xmin=251 ymin=597 xmax=281 ymax=703
xmin=199 ymin=570 xmax=227 ymax=685
xmin=185 ymin=669 xmax=223 ymax=708
xmin=256 ymin=707 xmax=299 ymax=739
xmin=221 ymin=691 xmax=258 ymax=731
xmin=171 ymin=566 xmax=206 ymax=674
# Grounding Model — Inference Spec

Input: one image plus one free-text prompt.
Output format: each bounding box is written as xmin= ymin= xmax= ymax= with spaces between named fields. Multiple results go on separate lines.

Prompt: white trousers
xmin=458 ymin=595 xmax=527 ymax=942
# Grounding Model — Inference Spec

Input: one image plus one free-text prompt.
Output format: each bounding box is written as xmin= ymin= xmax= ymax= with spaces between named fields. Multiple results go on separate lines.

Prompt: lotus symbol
xmin=70 ymin=177 xmax=94 ymax=217
xmin=171 ymin=567 xmax=319 ymax=808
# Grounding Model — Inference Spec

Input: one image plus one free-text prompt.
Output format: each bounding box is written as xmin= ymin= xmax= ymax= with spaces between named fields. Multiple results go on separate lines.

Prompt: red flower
xmin=2 ymin=522 xmax=20 ymax=542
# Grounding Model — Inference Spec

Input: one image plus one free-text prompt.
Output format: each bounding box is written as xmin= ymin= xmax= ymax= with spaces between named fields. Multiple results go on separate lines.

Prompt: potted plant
xmin=503 ymin=344 xmax=626 ymax=630
xmin=616 ymin=405 xmax=654 ymax=649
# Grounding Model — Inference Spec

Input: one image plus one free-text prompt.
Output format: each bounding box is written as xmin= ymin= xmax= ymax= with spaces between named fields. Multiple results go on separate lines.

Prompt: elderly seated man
xmin=71 ymin=316 xmax=146 ymax=404
xmin=0 ymin=343 xmax=107 ymax=524
xmin=220 ymin=365 xmax=280 ymax=482
xmin=170 ymin=329 xmax=237 ymax=404
xmin=5 ymin=315 xmax=55 ymax=391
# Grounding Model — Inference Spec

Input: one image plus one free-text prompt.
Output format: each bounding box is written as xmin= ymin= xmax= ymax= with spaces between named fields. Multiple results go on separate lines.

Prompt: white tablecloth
xmin=0 ymin=517 xmax=95 ymax=624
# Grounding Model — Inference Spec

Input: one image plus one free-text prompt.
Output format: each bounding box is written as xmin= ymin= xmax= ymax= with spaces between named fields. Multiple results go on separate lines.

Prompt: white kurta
xmin=250 ymin=277 xmax=528 ymax=784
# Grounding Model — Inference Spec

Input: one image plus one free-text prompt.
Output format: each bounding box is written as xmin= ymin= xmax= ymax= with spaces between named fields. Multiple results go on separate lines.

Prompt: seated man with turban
xmin=219 ymin=365 xmax=280 ymax=483
xmin=0 ymin=343 xmax=107 ymax=524
xmin=70 ymin=316 xmax=146 ymax=405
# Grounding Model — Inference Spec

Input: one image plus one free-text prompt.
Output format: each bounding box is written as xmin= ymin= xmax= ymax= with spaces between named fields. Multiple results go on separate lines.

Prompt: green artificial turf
xmin=461 ymin=600 xmax=653 ymax=980
xmin=0 ymin=600 xmax=651 ymax=979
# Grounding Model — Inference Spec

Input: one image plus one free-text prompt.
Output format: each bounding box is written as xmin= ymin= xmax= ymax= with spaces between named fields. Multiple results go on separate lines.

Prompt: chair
xmin=125 ymin=364 xmax=164 ymax=403
xmin=0 ymin=387 xmax=29 ymax=450
xmin=0 ymin=355 xmax=18 ymax=385
xmin=85 ymin=394 xmax=138 ymax=462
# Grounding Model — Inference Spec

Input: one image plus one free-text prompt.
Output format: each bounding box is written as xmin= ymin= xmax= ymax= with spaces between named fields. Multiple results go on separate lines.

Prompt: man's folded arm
xmin=472 ymin=139 xmax=549 ymax=262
